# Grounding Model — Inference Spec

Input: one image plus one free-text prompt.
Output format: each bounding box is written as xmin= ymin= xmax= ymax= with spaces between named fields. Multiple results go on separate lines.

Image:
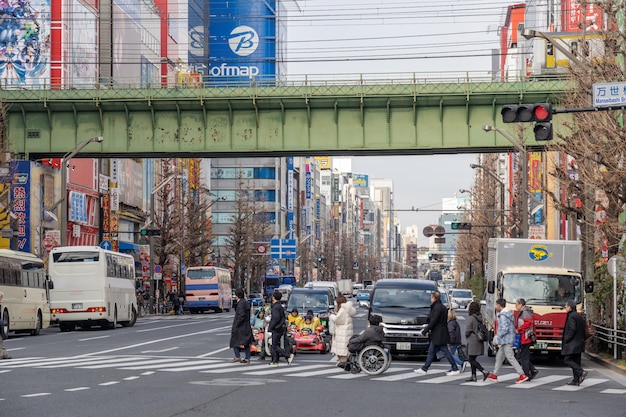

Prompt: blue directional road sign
xmin=270 ymin=239 xmax=297 ymax=259
xmin=100 ymin=240 xmax=112 ymax=250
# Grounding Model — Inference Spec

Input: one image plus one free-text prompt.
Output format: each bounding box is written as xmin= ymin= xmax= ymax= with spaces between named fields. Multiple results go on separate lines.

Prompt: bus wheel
xmin=31 ymin=311 xmax=42 ymax=336
xmin=59 ymin=323 xmax=74 ymax=332
xmin=1 ymin=310 xmax=9 ymax=339
xmin=122 ymin=308 xmax=137 ymax=327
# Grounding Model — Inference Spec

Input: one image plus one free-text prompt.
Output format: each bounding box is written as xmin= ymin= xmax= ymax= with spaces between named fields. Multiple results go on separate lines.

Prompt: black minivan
xmin=368 ymin=279 xmax=438 ymax=355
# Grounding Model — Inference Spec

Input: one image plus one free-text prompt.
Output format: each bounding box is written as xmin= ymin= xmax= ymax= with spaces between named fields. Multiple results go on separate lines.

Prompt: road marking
xmin=121 ymin=359 xmax=217 ymax=371
xmin=552 ymin=378 xmax=609 ymax=391
xmin=461 ymin=373 xmax=517 ymax=386
xmin=164 ymin=362 xmax=244 ymax=372
xmin=202 ymin=364 xmax=271 ymax=373
xmin=600 ymin=388 xmax=626 ymax=394
xmin=244 ymin=364 xmax=327 ymax=376
xmin=508 ymin=375 xmax=570 ymax=389
xmin=136 ymin=321 xmax=204 ymax=333
xmin=77 ymin=325 xmax=231 ymax=357
xmin=141 ymin=371 xmax=155 ymax=375
xmin=0 ymin=370 xmax=11 ymax=374
xmin=21 ymin=393 xmax=51 ymax=397
xmin=140 ymin=347 xmax=178 ymax=353
xmin=373 ymin=369 xmax=445 ymax=382
xmin=38 ymin=356 xmax=150 ymax=369
xmin=4 ymin=357 xmax=99 ymax=368
xmin=78 ymin=335 xmax=110 ymax=342
xmin=65 ymin=387 xmax=90 ymax=392
xmin=6 ymin=347 xmax=25 ymax=351
xmin=123 ymin=376 xmax=141 ymax=381
xmin=0 ymin=357 xmax=44 ymax=366
xmin=99 ymin=381 xmax=120 ymax=386
xmin=287 ymin=367 xmax=346 ymax=377
xmin=417 ymin=372 xmax=473 ymax=384
xmin=82 ymin=358 xmax=184 ymax=369
xmin=197 ymin=346 xmax=230 ymax=357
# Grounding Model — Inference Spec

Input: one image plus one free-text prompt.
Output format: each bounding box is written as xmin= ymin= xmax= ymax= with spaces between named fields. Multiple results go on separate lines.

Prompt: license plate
xmin=396 ymin=342 xmax=411 ymax=350
xmin=534 ymin=342 xmax=548 ymax=349
xmin=72 ymin=303 xmax=82 ymax=309
xmin=199 ymin=297 xmax=206 ymax=301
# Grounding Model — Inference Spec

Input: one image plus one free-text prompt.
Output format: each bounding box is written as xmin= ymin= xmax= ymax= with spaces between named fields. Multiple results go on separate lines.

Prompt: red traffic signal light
xmin=501 ymin=103 xmax=552 ymax=123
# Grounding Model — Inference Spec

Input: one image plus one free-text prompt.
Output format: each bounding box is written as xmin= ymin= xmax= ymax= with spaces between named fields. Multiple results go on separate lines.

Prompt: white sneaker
xmin=413 ymin=368 xmax=427 ymax=375
xmin=446 ymin=370 xmax=461 ymax=376
xmin=461 ymin=361 xmax=468 ymax=373
xmin=287 ymin=353 xmax=295 ymax=366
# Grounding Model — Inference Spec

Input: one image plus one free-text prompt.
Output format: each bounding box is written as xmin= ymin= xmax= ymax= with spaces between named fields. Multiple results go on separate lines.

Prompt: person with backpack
xmin=464 ymin=301 xmax=490 ymax=382
xmin=414 ymin=291 xmax=460 ymax=376
xmin=515 ymin=298 xmax=538 ymax=381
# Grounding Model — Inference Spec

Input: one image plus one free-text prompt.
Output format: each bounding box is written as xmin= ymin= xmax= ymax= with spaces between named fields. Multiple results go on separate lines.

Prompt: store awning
xmin=118 ymin=241 xmax=140 ymax=253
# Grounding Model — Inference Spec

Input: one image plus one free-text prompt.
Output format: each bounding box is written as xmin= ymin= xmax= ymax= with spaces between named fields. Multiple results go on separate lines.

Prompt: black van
xmin=368 ymin=279 xmax=438 ymax=355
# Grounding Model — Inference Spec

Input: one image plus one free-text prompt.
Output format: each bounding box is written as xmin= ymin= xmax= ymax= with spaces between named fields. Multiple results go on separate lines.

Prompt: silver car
xmin=450 ymin=289 xmax=473 ymax=309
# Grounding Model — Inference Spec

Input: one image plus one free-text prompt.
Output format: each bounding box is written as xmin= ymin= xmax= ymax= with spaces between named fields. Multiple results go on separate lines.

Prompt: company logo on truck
xmin=528 ymin=245 xmax=552 ymax=261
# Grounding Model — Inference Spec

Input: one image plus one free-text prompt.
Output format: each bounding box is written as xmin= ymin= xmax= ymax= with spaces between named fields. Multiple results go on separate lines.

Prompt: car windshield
xmin=502 ymin=273 xmax=582 ymax=306
xmin=371 ymin=288 xmax=433 ymax=308
xmin=287 ymin=293 xmax=329 ymax=310
xmin=452 ymin=290 xmax=472 ymax=298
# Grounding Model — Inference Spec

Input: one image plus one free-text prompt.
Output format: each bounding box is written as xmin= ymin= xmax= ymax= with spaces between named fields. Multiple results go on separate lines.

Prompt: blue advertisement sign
xmin=353 ymin=174 xmax=369 ymax=187
xmin=287 ymin=157 xmax=294 ymax=238
xmin=207 ymin=0 xmax=277 ymax=85
xmin=11 ymin=161 xmax=31 ymax=252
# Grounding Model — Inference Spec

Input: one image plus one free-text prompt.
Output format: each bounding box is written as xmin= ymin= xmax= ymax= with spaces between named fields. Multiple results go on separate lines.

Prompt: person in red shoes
xmin=486 ymin=299 xmax=526 ymax=384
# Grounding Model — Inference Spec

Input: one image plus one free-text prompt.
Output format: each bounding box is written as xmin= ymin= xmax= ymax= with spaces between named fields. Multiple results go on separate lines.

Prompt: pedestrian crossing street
xmin=1 ymin=354 xmax=623 ymax=394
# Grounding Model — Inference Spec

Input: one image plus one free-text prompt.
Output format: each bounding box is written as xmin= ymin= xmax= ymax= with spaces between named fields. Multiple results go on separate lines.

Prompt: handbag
xmin=512 ymin=333 xmax=521 ymax=349
xmin=526 ymin=328 xmax=537 ymax=344
xmin=584 ymin=320 xmax=595 ymax=340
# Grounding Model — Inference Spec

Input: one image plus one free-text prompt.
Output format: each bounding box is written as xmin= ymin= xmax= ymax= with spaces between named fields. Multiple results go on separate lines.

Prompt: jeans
xmin=493 ymin=343 xmax=523 ymax=375
xmin=448 ymin=344 xmax=464 ymax=368
xmin=232 ymin=346 xmax=251 ymax=360
xmin=422 ymin=342 xmax=458 ymax=371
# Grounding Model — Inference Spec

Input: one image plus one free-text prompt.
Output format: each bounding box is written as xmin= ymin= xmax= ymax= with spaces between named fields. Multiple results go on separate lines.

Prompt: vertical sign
xmin=11 ymin=161 xmax=31 ymax=251
xmin=305 ymin=158 xmax=312 ymax=200
xmin=287 ymin=156 xmax=294 ymax=238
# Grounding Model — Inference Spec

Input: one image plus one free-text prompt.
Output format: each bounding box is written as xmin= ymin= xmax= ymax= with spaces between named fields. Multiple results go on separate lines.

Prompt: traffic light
xmin=428 ymin=253 xmax=433 ymax=260
xmin=140 ymin=228 xmax=161 ymax=237
xmin=450 ymin=222 xmax=472 ymax=230
xmin=501 ymin=103 xmax=552 ymax=123
xmin=501 ymin=103 xmax=553 ymax=141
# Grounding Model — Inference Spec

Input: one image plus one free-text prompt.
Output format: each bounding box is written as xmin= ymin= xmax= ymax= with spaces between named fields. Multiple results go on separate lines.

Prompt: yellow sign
xmin=314 ymin=157 xmax=331 ymax=170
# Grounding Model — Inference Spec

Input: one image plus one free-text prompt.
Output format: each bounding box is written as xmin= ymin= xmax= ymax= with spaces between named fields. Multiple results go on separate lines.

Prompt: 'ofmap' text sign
xmin=593 ymin=82 xmax=626 ymax=107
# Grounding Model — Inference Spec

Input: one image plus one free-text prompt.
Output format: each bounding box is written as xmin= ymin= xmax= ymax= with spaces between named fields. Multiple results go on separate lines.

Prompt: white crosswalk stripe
xmin=0 ymin=354 xmax=620 ymax=393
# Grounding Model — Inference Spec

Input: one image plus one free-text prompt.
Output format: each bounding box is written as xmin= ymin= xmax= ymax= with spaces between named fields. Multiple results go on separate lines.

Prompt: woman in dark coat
xmin=229 ymin=288 xmax=253 ymax=364
xmin=464 ymin=301 xmax=490 ymax=382
xmin=561 ymin=300 xmax=587 ymax=385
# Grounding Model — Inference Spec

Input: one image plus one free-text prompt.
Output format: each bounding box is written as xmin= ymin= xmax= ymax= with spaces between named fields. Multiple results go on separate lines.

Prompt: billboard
xmin=206 ymin=0 xmax=277 ymax=84
xmin=562 ymin=0 xmax=602 ymax=32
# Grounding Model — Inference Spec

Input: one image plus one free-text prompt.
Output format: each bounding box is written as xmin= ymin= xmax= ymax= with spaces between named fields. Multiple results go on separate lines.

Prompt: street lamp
xmin=149 ymin=174 xmax=181 ymax=313
xmin=483 ymin=125 xmax=529 ymax=238
xmin=60 ymin=136 xmax=104 ymax=246
xmin=470 ymin=163 xmax=505 ymax=237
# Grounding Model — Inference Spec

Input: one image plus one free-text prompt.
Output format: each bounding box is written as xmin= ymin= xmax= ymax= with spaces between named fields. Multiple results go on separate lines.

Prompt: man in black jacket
xmin=414 ymin=291 xmax=459 ymax=376
xmin=268 ymin=291 xmax=294 ymax=366
xmin=562 ymin=299 xmax=587 ymax=386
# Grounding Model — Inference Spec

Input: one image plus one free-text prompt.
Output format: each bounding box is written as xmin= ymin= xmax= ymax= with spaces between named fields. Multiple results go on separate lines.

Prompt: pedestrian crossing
xmin=0 ymin=354 xmax=621 ymax=393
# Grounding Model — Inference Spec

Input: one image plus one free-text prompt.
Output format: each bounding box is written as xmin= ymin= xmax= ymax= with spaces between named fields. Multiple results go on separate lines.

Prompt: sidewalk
xmin=584 ymin=351 xmax=626 ymax=375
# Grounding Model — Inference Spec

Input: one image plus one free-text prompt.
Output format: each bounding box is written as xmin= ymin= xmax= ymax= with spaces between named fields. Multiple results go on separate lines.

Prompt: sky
xmin=282 ymin=0 xmax=513 ymax=239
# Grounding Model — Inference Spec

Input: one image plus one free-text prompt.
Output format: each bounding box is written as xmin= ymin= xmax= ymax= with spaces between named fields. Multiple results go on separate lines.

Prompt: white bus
xmin=185 ymin=266 xmax=232 ymax=313
xmin=48 ymin=246 xmax=138 ymax=331
xmin=0 ymin=249 xmax=53 ymax=338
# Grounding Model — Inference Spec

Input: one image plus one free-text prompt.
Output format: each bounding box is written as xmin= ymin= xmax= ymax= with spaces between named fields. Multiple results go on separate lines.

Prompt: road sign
xmin=270 ymin=239 xmax=297 ymax=259
xmin=256 ymin=244 xmax=268 ymax=254
xmin=155 ymin=265 xmax=162 ymax=274
xmin=100 ymin=240 xmax=112 ymax=250
xmin=593 ymin=82 xmax=626 ymax=108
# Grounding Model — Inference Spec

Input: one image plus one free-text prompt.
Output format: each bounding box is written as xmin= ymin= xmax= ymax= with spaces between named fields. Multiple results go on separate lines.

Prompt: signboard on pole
xmin=270 ymin=239 xmax=297 ymax=259
xmin=593 ymin=82 xmax=626 ymax=107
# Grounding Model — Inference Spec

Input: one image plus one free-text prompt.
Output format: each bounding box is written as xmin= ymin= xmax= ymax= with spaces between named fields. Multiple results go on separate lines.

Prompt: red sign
xmin=256 ymin=244 xmax=267 ymax=254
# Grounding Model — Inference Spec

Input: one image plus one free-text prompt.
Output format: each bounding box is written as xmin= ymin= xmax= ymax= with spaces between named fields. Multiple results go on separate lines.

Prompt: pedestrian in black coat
xmin=414 ymin=291 xmax=459 ymax=376
xmin=229 ymin=288 xmax=253 ymax=364
xmin=267 ymin=291 xmax=294 ymax=366
xmin=562 ymin=299 xmax=587 ymax=386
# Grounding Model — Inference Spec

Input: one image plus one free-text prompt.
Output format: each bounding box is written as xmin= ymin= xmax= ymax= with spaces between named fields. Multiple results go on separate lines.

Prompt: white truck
xmin=483 ymin=238 xmax=593 ymax=357
xmin=336 ymin=279 xmax=353 ymax=296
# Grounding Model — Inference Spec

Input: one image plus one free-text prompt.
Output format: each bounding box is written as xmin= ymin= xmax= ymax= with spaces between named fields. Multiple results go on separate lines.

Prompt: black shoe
xmin=482 ymin=371 xmax=490 ymax=382
xmin=529 ymin=369 xmax=539 ymax=381
xmin=466 ymin=375 xmax=477 ymax=382
xmin=579 ymin=371 xmax=588 ymax=384
xmin=566 ymin=380 xmax=579 ymax=386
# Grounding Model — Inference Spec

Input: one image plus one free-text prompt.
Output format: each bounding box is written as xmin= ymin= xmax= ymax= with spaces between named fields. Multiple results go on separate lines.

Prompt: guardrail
xmin=590 ymin=323 xmax=626 ymax=360
xmin=0 ymin=71 xmax=570 ymax=91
